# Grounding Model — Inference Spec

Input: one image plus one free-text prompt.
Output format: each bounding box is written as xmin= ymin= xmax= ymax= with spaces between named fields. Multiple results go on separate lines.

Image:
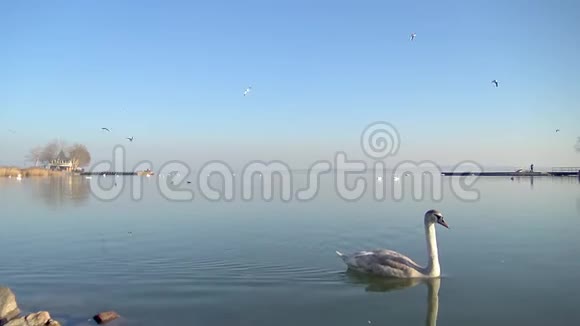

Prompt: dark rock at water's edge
xmin=0 ymin=286 xmax=61 ymax=326
xmin=93 ymin=311 xmax=120 ymax=324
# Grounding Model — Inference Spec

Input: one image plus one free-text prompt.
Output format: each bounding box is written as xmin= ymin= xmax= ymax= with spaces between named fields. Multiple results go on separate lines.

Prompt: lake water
xmin=1 ymin=173 xmax=580 ymax=325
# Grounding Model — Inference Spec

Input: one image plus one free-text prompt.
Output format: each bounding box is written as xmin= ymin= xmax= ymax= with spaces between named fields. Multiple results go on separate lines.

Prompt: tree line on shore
xmin=26 ymin=139 xmax=91 ymax=171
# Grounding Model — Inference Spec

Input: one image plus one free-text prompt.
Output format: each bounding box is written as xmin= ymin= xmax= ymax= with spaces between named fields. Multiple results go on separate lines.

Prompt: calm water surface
xmin=1 ymin=174 xmax=579 ymax=325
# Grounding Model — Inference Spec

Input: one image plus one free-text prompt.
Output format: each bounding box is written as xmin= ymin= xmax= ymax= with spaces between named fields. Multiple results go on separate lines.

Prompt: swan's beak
xmin=438 ymin=219 xmax=449 ymax=229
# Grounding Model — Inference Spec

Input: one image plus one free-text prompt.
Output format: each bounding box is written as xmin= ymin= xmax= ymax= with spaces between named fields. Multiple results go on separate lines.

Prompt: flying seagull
xmin=7 ymin=129 xmax=16 ymax=134
xmin=101 ymin=128 xmax=111 ymax=132
xmin=126 ymin=137 xmax=134 ymax=142
xmin=410 ymin=33 xmax=416 ymax=41
xmin=556 ymin=129 xmax=560 ymax=133
xmin=243 ymin=86 xmax=252 ymax=96
xmin=491 ymin=80 xmax=499 ymax=87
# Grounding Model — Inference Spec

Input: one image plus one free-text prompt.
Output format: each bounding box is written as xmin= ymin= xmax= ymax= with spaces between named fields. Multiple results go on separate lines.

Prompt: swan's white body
xmin=16 ymin=174 xmax=22 ymax=181
xmin=337 ymin=210 xmax=448 ymax=278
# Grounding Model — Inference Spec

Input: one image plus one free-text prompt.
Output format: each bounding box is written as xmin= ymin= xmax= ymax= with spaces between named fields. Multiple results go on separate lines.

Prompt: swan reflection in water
xmin=345 ymin=270 xmax=442 ymax=326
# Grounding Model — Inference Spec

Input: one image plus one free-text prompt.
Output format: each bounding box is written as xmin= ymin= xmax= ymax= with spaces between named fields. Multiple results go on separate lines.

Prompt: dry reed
xmin=0 ymin=166 xmax=63 ymax=177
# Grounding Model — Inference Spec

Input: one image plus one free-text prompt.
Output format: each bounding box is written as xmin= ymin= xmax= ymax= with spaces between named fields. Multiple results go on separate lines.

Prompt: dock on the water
xmin=79 ymin=172 xmax=138 ymax=176
xmin=79 ymin=169 xmax=154 ymax=176
xmin=441 ymin=167 xmax=580 ymax=177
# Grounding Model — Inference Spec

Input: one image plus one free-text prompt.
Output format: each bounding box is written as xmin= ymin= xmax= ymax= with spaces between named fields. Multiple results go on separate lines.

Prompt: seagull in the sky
xmin=126 ymin=137 xmax=134 ymax=142
xmin=410 ymin=32 xmax=416 ymax=41
xmin=243 ymin=86 xmax=252 ymax=96
xmin=7 ymin=129 xmax=16 ymax=134
xmin=491 ymin=80 xmax=499 ymax=87
xmin=556 ymin=129 xmax=560 ymax=133
xmin=101 ymin=127 xmax=111 ymax=132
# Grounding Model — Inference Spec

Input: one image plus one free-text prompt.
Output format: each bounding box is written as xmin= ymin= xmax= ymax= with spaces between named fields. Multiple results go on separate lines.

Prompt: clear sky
xmin=1 ymin=0 xmax=579 ymax=171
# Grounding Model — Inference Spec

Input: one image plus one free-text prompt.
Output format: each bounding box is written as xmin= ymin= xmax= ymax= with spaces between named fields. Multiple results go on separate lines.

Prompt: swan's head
xmin=425 ymin=209 xmax=449 ymax=229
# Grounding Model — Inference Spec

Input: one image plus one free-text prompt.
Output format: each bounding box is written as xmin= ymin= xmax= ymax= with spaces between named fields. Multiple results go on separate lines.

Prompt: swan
xmin=336 ymin=209 xmax=449 ymax=278
xmin=16 ymin=174 xmax=22 ymax=181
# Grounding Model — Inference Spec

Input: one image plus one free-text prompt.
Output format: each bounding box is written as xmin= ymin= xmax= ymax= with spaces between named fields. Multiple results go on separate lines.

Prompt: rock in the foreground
xmin=93 ymin=311 xmax=120 ymax=324
xmin=1 ymin=286 xmax=61 ymax=326
xmin=4 ymin=311 xmax=60 ymax=326
xmin=0 ymin=287 xmax=20 ymax=325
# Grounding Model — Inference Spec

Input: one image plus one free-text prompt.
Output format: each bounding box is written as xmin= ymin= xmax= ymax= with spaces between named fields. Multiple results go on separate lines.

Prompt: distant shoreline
xmin=0 ymin=166 xmax=155 ymax=178
xmin=0 ymin=166 xmax=65 ymax=177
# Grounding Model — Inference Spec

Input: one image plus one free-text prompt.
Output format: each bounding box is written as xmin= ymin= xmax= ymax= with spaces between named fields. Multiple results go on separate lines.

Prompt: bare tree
xmin=67 ymin=144 xmax=91 ymax=170
xmin=39 ymin=140 xmax=60 ymax=163
xmin=26 ymin=146 xmax=43 ymax=166
xmin=29 ymin=139 xmax=71 ymax=165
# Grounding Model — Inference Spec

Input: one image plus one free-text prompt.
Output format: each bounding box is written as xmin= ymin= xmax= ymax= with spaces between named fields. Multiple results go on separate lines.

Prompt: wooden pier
xmin=548 ymin=167 xmax=580 ymax=176
xmin=78 ymin=169 xmax=154 ymax=176
xmin=441 ymin=167 xmax=579 ymax=177
xmin=79 ymin=172 xmax=137 ymax=176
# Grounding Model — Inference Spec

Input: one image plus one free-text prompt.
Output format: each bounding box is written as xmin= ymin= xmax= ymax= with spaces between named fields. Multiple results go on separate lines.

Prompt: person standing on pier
xmin=530 ymin=164 xmax=534 ymax=172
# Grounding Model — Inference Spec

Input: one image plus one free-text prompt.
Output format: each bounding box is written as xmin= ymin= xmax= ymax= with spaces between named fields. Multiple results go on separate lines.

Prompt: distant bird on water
xmin=126 ymin=137 xmax=134 ymax=142
xmin=101 ymin=128 xmax=111 ymax=132
xmin=410 ymin=32 xmax=416 ymax=41
xmin=491 ymin=80 xmax=499 ymax=87
xmin=243 ymin=86 xmax=252 ymax=96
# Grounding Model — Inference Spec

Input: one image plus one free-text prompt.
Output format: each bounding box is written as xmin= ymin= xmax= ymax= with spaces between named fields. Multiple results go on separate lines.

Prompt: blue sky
xmin=1 ymin=0 xmax=579 ymax=170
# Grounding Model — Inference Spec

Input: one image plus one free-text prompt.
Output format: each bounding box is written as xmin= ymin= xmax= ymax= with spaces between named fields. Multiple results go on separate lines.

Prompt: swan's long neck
xmin=425 ymin=222 xmax=440 ymax=277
